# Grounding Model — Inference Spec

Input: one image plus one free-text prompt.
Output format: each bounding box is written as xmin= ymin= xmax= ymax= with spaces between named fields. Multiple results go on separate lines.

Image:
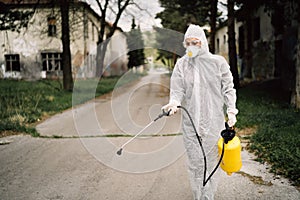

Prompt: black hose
xmin=178 ymin=106 xmax=225 ymax=187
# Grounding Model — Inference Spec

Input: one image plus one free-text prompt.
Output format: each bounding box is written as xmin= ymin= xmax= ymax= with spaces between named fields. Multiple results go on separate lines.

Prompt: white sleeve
xmin=220 ymin=59 xmax=238 ymax=115
xmin=169 ymin=60 xmax=185 ymax=105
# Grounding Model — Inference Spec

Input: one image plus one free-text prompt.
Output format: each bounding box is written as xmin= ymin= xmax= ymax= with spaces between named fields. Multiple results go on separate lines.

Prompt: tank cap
xmin=221 ymin=122 xmax=236 ymax=144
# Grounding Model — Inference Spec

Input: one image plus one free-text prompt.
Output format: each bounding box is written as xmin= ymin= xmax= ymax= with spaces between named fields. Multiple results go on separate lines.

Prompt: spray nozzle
xmin=221 ymin=122 xmax=236 ymax=144
xmin=116 ymin=148 xmax=123 ymax=156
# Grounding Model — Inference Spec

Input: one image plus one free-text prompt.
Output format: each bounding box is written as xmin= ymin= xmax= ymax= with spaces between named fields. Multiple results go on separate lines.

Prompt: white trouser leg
xmin=184 ymin=134 xmax=220 ymax=200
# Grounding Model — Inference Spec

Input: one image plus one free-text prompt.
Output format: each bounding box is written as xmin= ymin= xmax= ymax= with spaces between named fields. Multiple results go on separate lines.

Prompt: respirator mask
xmin=184 ymin=39 xmax=203 ymax=58
xmin=186 ymin=46 xmax=201 ymax=58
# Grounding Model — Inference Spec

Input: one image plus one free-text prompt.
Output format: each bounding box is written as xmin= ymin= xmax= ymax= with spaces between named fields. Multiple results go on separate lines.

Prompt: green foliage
xmin=153 ymin=27 xmax=185 ymax=69
xmin=155 ymin=0 xmax=210 ymax=68
xmin=156 ymin=9 xmax=187 ymax=32
xmin=237 ymin=81 xmax=300 ymax=186
xmin=126 ymin=22 xmax=146 ymax=68
xmin=0 ymin=2 xmax=35 ymax=32
xmin=156 ymin=0 xmax=210 ymax=32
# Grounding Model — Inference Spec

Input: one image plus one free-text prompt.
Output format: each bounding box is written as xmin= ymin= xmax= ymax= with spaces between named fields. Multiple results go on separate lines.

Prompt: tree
xmin=227 ymin=0 xmax=240 ymax=89
xmin=156 ymin=0 xmax=210 ymax=67
xmin=291 ymin=0 xmax=300 ymax=108
xmin=94 ymin=0 xmax=133 ymax=77
xmin=152 ymin=26 xmax=184 ymax=70
xmin=157 ymin=0 xmax=210 ymax=32
xmin=0 ymin=1 xmax=37 ymax=32
xmin=126 ymin=18 xmax=145 ymax=69
xmin=209 ymin=0 xmax=218 ymax=54
xmin=60 ymin=0 xmax=73 ymax=91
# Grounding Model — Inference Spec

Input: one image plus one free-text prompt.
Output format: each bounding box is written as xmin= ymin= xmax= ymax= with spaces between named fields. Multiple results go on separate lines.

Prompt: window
xmin=5 ymin=54 xmax=20 ymax=72
xmin=41 ymin=52 xmax=62 ymax=71
xmin=48 ymin=17 xmax=57 ymax=37
xmin=223 ymin=35 xmax=226 ymax=44
xmin=216 ymin=38 xmax=220 ymax=53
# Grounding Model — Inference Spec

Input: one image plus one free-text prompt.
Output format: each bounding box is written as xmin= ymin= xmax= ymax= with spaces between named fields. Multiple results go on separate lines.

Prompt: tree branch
xmin=108 ymin=0 xmax=131 ymax=37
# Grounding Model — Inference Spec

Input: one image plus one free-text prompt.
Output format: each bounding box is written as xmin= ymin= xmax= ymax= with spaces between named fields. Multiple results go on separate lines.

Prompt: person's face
xmin=184 ymin=38 xmax=202 ymax=48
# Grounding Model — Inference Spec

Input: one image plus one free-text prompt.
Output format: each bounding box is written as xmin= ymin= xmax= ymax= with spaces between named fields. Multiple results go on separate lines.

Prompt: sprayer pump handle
xmin=221 ymin=122 xmax=236 ymax=144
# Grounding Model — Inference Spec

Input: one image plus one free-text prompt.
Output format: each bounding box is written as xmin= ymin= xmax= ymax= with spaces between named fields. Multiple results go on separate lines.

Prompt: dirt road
xmin=0 ymin=70 xmax=299 ymax=199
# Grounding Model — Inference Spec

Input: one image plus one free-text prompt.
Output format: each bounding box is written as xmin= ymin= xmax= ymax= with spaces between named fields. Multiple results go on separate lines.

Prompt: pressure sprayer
xmin=116 ymin=106 xmax=242 ymax=186
xmin=178 ymin=106 xmax=242 ymax=186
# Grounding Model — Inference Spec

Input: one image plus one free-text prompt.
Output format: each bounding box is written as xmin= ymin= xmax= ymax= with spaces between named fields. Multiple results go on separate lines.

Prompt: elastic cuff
xmin=169 ymin=99 xmax=181 ymax=106
xmin=227 ymin=108 xmax=238 ymax=115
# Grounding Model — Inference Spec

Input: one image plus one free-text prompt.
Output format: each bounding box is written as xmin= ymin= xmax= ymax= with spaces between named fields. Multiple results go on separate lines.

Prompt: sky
xmin=85 ymin=0 xmax=164 ymax=32
xmin=84 ymin=0 xmax=230 ymax=32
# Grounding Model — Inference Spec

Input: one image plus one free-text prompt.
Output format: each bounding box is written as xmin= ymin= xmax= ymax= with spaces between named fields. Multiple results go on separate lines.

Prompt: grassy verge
xmin=236 ymin=79 xmax=300 ymax=187
xmin=0 ymin=72 xmax=142 ymax=137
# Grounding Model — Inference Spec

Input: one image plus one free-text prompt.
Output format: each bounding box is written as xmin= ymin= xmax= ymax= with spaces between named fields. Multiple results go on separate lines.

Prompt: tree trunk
xmin=291 ymin=1 xmax=300 ymax=108
xmin=94 ymin=0 xmax=130 ymax=77
xmin=209 ymin=0 xmax=218 ymax=53
xmin=60 ymin=0 xmax=73 ymax=91
xmin=96 ymin=40 xmax=103 ymax=77
xmin=95 ymin=0 xmax=107 ymax=77
xmin=96 ymin=40 xmax=109 ymax=77
xmin=227 ymin=0 xmax=240 ymax=89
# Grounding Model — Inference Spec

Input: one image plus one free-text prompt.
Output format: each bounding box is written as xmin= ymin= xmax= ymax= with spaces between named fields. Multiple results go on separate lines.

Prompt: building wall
xmin=251 ymin=6 xmax=275 ymax=80
xmin=1 ymin=7 xmax=61 ymax=79
xmin=104 ymin=30 xmax=128 ymax=76
xmin=256 ymin=6 xmax=273 ymax=42
xmin=70 ymin=5 xmax=99 ymax=78
xmin=214 ymin=20 xmax=243 ymax=62
xmin=0 ymin=3 xmax=128 ymax=79
xmin=213 ymin=7 xmax=275 ymax=80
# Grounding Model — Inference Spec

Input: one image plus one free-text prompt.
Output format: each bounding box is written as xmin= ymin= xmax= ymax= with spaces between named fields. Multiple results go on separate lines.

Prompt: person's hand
xmin=227 ymin=112 xmax=237 ymax=127
xmin=162 ymin=101 xmax=180 ymax=116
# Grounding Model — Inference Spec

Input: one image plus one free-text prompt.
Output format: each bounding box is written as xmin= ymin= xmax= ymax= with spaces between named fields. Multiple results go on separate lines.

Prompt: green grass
xmin=236 ymin=79 xmax=300 ymax=187
xmin=0 ymin=72 xmax=142 ymax=137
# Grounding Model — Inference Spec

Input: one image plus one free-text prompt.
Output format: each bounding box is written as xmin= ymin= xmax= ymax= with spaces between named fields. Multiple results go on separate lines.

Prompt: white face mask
xmin=186 ymin=46 xmax=201 ymax=58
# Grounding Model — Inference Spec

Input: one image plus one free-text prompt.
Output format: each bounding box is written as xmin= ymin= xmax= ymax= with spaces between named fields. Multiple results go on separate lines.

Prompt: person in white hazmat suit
xmin=162 ymin=24 xmax=238 ymax=200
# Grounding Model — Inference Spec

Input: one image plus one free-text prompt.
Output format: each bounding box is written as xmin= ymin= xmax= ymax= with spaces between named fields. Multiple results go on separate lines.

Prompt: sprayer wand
xmin=116 ymin=105 xmax=235 ymax=187
xmin=116 ymin=109 xmax=170 ymax=156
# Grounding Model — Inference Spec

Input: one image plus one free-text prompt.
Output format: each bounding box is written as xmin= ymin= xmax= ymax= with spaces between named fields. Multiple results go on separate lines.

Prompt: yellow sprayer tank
xmin=218 ymin=136 xmax=242 ymax=175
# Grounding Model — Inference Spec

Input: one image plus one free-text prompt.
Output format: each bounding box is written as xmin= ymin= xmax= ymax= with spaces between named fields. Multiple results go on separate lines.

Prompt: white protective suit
xmin=166 ymin=24 xmax=238 ymax=200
